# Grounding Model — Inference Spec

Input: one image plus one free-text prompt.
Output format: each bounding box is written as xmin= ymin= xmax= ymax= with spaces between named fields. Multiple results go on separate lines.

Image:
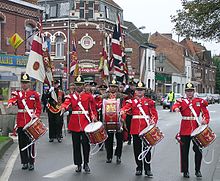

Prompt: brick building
xmin=0 ymin=0 xmax=43 ymax=100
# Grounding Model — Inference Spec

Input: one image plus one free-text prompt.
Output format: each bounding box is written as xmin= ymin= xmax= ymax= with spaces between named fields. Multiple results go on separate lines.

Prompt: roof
xmin=104 ymin=0 xmax=122 ymax=10
xmin=8 ymin=0 xmax=44 ymax=10
xmin=124 ymin=21 xmax=149 ymax=45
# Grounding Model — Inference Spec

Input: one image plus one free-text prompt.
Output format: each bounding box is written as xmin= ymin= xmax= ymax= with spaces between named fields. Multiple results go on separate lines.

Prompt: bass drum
xmin=84 ymin=121 xmax=108 ymax=144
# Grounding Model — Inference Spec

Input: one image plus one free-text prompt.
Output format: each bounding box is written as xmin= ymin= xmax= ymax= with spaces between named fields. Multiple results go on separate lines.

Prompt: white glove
xmin=7 ymin=103 xmax=12 ymax=108
xmin=174 ymin=108 xmax=180 ymax=112
xmin=49 ymin=87 xmax=54 ymax=92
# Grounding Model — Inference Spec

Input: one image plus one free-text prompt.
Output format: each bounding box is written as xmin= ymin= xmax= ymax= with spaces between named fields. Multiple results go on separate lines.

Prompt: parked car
xmin=197 ymin=93 xmax=214 ymax=104
xmin=212 ymin=94 xmax=220 ymax=103
xmin=162 ymin=93 xmax=183 ymax=109
xmin=160 ymin=94 xmax=167 ymax=105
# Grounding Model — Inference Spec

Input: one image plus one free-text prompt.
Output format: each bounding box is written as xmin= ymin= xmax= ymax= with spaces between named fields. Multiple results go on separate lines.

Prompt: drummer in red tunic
xmin=173 ymin=82 xmax=210 ymax=178
xmin=120 ymin=80 xmax=158 ymax=177
xmin=7 ymin=73 xmax=42 ymax=171
xmin=61 ymin=75 xmax=97 ymax=174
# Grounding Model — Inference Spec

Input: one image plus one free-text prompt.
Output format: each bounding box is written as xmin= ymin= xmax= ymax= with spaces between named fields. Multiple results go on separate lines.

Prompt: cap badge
xmin=23 ymin=74 xmax=28 ymax=80
xmin=76 ymin=76 xmax=81 ymax=82
xmin=187 ymin=83 xmax=192 ymax=88
xmin=138 ymin=82 xmax=143 ymax=88
xmin=112 ymin=79 xmax=116 ymax=84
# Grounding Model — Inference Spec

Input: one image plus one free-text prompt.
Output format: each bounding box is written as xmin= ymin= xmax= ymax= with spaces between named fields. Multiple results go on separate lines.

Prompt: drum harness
xmin=181 ymin=99 xmax=214 ymax=164
xmin=133 ymin=99 xmax=157 ymax=164
xmin=72 ymin=93 xmax=105 ymax=155
xmin=18 ymin=92 xmax=37 ymax=158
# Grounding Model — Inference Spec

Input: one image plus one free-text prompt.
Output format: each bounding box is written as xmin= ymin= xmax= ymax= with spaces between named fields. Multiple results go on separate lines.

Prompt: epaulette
xmin=65 ymin=95 xmax=71 ymax=99
xmin=201 ymin=99 xmax=208 ymax=106
xmin=11 ymin=91 xmax=18 ymax=96
xmin=176 ymin=98 xmax=183 ymax=102
xmin=126 ymin=99 xmax=132 ymax=103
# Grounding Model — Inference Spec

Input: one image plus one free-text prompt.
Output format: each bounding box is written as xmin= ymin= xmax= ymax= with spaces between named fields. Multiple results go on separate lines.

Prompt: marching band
xmin=6 ymin=73 xmax=215 ymax=179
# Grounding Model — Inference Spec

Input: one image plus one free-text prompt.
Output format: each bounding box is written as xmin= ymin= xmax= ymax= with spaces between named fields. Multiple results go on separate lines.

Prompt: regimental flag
xmin=26 ymin=32 xmax=45 ymax=82
xmin=70 ymin=32 xmax=79 ymax=77
xmin=112 ymin=15 xmax=124 ymax=78
xmin=9 ymin=33 xmax=24 ymax=49
xmin=98 ymin=37 xmax=109 ymax=80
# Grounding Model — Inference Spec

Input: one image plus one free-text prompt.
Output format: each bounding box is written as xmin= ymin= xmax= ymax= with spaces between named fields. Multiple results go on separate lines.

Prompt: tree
xmin=213 ymin=56 xmax=220 ymax=93
xmin=171 ymin=0 xmax=220 ymax=42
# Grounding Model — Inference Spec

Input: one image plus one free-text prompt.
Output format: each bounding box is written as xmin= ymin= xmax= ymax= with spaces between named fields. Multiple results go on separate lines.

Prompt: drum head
xmin=191 ymin=125 xmax=207 ymax=137
xmin=23 ymin=118 xmax=38 ymax=130
xmin=139 ymin=124 xmax=155 ymax=136
xmin=84 ymin=121 xmax=103 ymax=133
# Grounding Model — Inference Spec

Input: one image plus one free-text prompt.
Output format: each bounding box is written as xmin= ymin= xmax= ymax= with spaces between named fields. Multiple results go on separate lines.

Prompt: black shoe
xmin=29 ymin=164 xmax=34 ymax=171
xmin=57 ymin=138 xmax=62 ymax=143
xmin=83 ymin=163 xmax=90 ymax=173
xmin=75 ymin=165 xmax=82 ymax=173
xmin=145 ymin=170 xmax=153 ymax=177
xmin=116 ymin=157 xmax=121 ymax=164
xmin=128 ymin=141 xmax=131 ymax=145
xmin=195 ymin=171 xmax=202 ymax=177
xmin=106 ymin=158 xmax=112 ymax=163
xmin=49 ymin=139 xmax=54 ymax=142
xmin=22 ymin=164 xmax=28 ymax=170
xmin=135 ymin=170 xmax=142 ymax=176
xmin=183 ymin=172 xmax=190 ymax=178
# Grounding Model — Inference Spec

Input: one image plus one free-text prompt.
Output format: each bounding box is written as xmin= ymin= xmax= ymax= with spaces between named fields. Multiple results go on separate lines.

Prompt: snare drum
xmin=84 ymin=122 xmax=108 ymax=144
xmin=191 ymin=125 xmax=216 ymax=148
xmin=139 ymin=124 xmax=164 ymax=146
xmin=23 ymin=118 xmax=48 ymax=142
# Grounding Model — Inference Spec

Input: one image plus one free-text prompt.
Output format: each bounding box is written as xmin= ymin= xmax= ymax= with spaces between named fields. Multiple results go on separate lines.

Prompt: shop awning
xmin=0 ymin=71 xmax=18 ymax=81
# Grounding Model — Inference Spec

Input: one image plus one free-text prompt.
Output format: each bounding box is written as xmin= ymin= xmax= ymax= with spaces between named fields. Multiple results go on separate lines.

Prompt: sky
xmin=114 ymin=0 xmax=220 ymax=56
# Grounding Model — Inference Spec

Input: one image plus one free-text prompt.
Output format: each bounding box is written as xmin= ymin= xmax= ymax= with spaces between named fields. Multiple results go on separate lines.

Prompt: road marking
xmin=43 ymin=165 xmax=73 ymax=178
xmin=0 ymin=146 xmax=19 ymax=181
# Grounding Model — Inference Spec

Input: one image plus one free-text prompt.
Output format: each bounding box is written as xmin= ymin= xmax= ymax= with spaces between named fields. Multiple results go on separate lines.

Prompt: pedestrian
xmin=46 ymin=80 xmax=65 ymax=143
xmin=168 ymin=89 xmax=175 ymax=112
xmin=173 ymin=82 xmax=210 ymax=178
xmin=120 ymin=80 xmax=158 ymax=177
xmin=41 ymin=89 xmax=48 ymax=112
xmin=61 ymin=75 xmax=97 ymax=173
xmin=7 ymin=73 xmax=42 ymax=171
xmin=102 ymin=79 xmax=125 ymax=164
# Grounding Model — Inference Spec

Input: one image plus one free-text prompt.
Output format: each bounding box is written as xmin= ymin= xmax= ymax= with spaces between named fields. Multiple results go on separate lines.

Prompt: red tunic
xmin=172 ymin=97 xmax=210 ymax=136
xmin=121 ymin=96 xmax=158 ymax=135
xmin=61 ymin=92 xmax=97 ymax=132
xmin=8 ymin=89 xmax=42 ymax=127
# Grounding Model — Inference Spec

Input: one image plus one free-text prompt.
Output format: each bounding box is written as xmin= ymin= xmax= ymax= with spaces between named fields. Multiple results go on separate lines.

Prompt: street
xmin=0 ymin=104 xmax=220 ymax=181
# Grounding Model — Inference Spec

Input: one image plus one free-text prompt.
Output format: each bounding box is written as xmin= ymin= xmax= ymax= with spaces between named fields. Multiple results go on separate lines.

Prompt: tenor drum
xmin=191 ymin=125 xmax=216 ymax=148
xmin=139 ymin=124 xmax=164 ymax=146
xmin=23 ymin=118 xmax=48 ymax=142
xmin=84 ymin=121 xmax=108 ymax=144
xmin=103 ymin=99 xmax=121 ymax=131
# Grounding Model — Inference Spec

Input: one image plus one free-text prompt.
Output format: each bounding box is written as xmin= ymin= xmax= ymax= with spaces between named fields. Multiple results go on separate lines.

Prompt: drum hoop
xmin=23 ymin=118 xmax=39 ymax=130
xmin=191 ymin=125 xmax=207 ymax=137
xmin=84 ymin=122 xmax=103 ymax=133
xmin=139 ymin=124 xmax=155 ymax=136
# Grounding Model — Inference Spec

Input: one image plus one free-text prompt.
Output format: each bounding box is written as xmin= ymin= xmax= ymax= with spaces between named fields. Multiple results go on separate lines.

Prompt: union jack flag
xmin=70 ymin=33 xmax=79 ymax=76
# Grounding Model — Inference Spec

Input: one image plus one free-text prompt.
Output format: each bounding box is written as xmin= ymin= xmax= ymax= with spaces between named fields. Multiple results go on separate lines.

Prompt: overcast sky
xmin=114 ymin=0 xmax=220 ymax=56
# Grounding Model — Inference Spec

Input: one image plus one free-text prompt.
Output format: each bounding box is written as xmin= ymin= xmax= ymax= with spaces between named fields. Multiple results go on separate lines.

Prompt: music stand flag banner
xmin=70 ymin=32 xmax=79 ymax=77
xmin=26 ymin=32 xmax=45 ymax=83
xmin=9 ymin=33 xmax=24 ymax=49
xmin=112 ymin=16 xmax=124 ymax=78
xmin=99 ymin=37 xmax=109 ymax=79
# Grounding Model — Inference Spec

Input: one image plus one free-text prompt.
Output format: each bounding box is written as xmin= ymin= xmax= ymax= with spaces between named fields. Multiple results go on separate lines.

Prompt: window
xmin=86 ymin=1 xmax=94 ymax=19
xmin=105 ymin=6 xmax=109 ymax=19
xmin=79 ymin=1 xmax=85 ymax=18
xmin=59 ymin=2 xmax=70 ymax=17
xmin=152 ymin=55 xmax=155 ymax=72
xmin=148 ymin=79 xmax=151 ymax=88
xmin=55 ymin=36 xmax=64 ymax=57
xmin=25 ymin=24 xmax=34 ymax=52
xmin=148 ymin=57 xmax=151 ymax=71
xmin=158 ymin=67 xmax=164 ymax=72
xmin=50 ymin=4 xmax=57 ymax=18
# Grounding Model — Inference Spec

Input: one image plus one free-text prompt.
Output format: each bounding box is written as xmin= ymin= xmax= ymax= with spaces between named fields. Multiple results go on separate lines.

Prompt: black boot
xmin=183 ymin=172 xmax=190 ymax=178
xmin=75 ymin=165 xmax=82 ymax=173
xmin=29 ymin=164 xmax=34 ymax=171
xmin=195 ymin=171 xmax=202 ymax=177
xmin=135 ymin=170 xmax=142 ymax=176
xmin=22 ymin=164 xmax=28 ymax=170
xmin=145 ymin=170 xmax=153 ymax=177
xmin=83 ymin=163 xmax=90 ymax=173
xmin=116 ymin=156 xmax=121 ymax=164
xmin=106 ymin=158 xmax=112 ymax=163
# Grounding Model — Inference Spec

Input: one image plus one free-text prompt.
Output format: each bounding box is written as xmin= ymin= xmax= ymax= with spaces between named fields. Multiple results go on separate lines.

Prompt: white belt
xmin=72 ymin=111 xmax=88 ymax=114
xmin=18 ymin=109 xmax=34 ymax=113
xmin=133 ymin=115 xmax=148 ymax=119
xmin=182 ymin=116 xmax=196 ymax=120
